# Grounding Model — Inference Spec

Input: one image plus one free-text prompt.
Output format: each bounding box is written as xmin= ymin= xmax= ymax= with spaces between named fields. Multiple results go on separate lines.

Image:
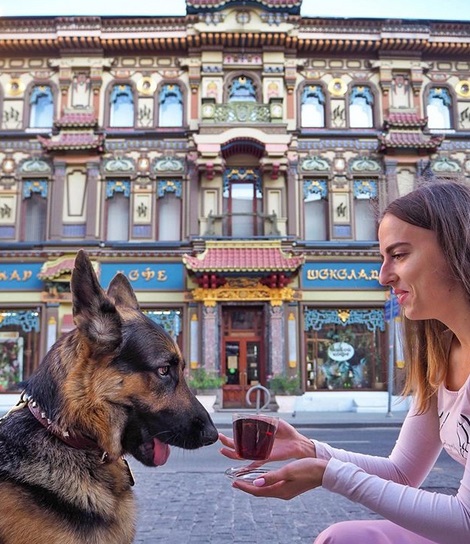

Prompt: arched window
xmin=223 ymin=168 xmax=262 ymax=237
xmin=158 ymin=84 xmax=183 ymax=127
xmin=30 ymin=86 xmax=54 ymax=128
xmin=426 ymin=87 xmax=452 ymax=129
xmin=109 ymin=84 xmax=134 ymax=128
xmin=105 ymin=180 xmax=130 ymax=241
xmin=303 ymin=180 xmax=328 ymax=240
xmin=301 ymin=85 xmax=325 ymax=128
xmin=353 ymin=180 xmax=378 ymax=241
xmin=228 ymin=76 xmax=257 ymax=102
xmin=349 ymin=86 xmax=374 ymax=128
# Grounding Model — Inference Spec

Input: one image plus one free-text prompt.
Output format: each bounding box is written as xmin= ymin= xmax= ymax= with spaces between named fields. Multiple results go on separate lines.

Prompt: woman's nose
xmin=379 ymin=261 xmax=395 ymax=286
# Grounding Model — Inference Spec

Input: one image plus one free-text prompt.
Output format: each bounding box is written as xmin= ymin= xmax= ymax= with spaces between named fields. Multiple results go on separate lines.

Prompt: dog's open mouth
xmin=136 ymin=437 xmax=170 ymax=466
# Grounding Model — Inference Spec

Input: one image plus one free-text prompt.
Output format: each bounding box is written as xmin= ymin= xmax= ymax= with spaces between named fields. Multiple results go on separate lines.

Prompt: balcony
xmin=204 ymin=211 xmax=281 ymax=238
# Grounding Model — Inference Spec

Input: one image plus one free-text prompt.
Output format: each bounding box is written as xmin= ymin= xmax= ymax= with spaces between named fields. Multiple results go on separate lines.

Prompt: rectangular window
xmin=353 ymin=180 xmax=378 ymax=241
xmin=24 ymin=193 xmax=47 ymax=241
xmin=106 ymin=192 xmax=129 ymax=241
xmin=157 ymin=192 xmax=181 ymax=241
xmin=303 ymin=179 xmax=328 ymax=241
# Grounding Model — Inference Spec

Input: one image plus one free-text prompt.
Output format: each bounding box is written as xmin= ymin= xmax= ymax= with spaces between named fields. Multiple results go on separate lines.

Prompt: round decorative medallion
xmin=2 ymin=158 xmax=15 ymax=173
xmin=202 ymin=102 xmax=215 ymax=118
xmin=236 ymin=10 xmax=250 ymax=25
xmin=136 ymin=77 xmax=156 ymax=95
xmin=455 ymin=80 xmax=470 ymax=98
xmin=328 ymin=78 xmax=347 ymax=97
xmin=6 ymin=78 xmax=25 ymax=96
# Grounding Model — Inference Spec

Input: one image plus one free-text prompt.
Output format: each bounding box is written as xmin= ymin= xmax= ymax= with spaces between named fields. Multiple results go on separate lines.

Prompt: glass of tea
xmin=225 ymin=413 xmax=279 ymax=482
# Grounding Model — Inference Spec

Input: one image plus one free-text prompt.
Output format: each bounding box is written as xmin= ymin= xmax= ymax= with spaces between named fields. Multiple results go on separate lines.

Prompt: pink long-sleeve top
xmin=314 ymin=376 xmax=470 ymax=543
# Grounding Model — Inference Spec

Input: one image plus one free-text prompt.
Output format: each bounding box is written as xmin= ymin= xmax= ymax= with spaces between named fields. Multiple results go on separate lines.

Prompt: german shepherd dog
xmin=0 ymin=250 xmax=218 ymax=544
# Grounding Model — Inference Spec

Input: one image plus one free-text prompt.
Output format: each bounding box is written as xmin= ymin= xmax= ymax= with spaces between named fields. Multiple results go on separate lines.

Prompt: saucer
xmin=224 ymin=466 xmax=270 ymax=482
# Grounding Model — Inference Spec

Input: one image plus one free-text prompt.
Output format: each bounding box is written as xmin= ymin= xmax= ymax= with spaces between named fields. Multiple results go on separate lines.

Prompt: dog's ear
xmin=71 ymin=250 xmax=122 ymax=355
xmin=107 ymin=273 xmax=141 ymax=311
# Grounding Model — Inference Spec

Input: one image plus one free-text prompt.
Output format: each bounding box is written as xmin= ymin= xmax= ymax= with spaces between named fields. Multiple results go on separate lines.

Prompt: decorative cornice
xmin=0 ymin=15 xmax=468 ymax=55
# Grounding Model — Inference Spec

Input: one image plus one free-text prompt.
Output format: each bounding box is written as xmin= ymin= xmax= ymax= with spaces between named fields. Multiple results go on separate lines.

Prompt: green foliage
xmin=268 ymin=373 xmax=301 ymax=395
xmin=188 ymin=368 xmax=225 ymax=391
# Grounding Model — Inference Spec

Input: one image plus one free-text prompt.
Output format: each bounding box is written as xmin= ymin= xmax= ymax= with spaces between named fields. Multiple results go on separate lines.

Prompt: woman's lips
xmin=394 ymin=290 xmax=408 ymax=305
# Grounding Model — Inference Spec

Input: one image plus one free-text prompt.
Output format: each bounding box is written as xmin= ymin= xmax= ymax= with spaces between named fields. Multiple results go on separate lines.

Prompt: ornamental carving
xmin=431 ymin=157 xmax=461 ymax=173
xmin=153 ymin=156 xmax=185 ymax=173
xmin=191 ymin=283 xmax=298 ymax=307
xmin=19 ymin=158 xmax=52 ymax=174
xmin=301 ymin=155 xmax=330 ymax=172
xmin=350 ymin=157 xmax=381 ymax=172
xmin=103 ymin=157 xmax=135 ymax=173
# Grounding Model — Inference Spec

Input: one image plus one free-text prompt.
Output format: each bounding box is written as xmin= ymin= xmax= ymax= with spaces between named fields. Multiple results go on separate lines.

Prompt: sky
xmin=0 ymin=0 xmax=469 ymax=21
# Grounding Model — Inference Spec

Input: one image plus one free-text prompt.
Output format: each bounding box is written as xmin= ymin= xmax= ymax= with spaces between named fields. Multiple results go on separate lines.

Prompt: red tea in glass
xmin=233 ymin=414 xmax=279 ymax=460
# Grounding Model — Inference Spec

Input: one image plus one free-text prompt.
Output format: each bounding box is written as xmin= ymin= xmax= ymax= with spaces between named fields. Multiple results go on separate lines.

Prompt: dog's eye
xmin=157 ymin=366 xmax=170 ymax=378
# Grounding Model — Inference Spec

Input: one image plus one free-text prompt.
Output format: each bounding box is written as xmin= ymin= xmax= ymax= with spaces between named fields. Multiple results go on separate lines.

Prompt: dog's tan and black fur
xmin=0 ymin=250 xmax=218 ymax=544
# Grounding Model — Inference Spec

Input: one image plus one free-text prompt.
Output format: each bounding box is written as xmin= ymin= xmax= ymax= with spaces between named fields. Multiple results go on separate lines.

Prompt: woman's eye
xmin=157 ymin=366 xmax=170 ymax=378
xmin=392 ymin=253 xmax=404 ymax=260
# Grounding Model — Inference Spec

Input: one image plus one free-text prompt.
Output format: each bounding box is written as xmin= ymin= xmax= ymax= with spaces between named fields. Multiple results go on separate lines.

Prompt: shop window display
xmin=0 ymin=310 xmax=40 ymax=391
xmin=304 ymin=308 xmax=386 ymax=391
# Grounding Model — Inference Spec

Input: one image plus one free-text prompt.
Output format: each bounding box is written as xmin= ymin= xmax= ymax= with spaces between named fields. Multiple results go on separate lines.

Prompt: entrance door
xmin=221 ymin=306 xmax=266 ymax=408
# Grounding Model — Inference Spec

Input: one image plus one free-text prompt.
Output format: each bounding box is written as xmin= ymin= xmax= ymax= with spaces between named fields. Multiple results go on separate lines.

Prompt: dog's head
xmin=29 ymin=250 xmax=218 ymax=466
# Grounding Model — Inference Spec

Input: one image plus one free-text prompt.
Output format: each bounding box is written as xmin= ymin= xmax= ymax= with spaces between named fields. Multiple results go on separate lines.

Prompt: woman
xmin=219 ymin=180 xmax=470 ymax=543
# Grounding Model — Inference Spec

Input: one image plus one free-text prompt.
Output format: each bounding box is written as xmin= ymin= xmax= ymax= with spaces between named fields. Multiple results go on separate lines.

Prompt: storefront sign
xmin=100 ymin=263 xmax=184 ymax=290
xmin=327 ymin=342 xmax=355 ymax=362
xmin=0 ymin=263 xmax=44 ymax=290
xmin=302 ymin=262 xmax=381 ymax=289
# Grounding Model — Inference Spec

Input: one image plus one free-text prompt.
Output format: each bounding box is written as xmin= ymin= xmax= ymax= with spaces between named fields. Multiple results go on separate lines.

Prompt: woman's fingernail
xmin=253 ymin=477 xmax=266 ymax=487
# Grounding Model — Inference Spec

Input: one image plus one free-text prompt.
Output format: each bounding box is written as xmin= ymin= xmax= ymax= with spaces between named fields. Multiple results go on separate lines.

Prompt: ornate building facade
xmin=0 ymin=0 xmax=469 ymax=409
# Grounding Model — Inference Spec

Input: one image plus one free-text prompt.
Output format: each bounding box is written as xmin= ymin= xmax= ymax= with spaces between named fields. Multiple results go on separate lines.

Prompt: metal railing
xmin=204 ymin=211 xmax=281 ymax=237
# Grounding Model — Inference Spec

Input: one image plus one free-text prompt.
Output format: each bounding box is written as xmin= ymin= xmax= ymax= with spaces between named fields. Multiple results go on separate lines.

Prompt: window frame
xmin=299 ymin=82 xmax=328 ymax=129
xmin=106 ymin=81 xmax=137 ymax=129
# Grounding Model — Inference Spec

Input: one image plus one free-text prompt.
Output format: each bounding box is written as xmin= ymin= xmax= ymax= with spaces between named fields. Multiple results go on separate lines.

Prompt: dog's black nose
xmin=202 ymin=422 xmax=219 ymax=445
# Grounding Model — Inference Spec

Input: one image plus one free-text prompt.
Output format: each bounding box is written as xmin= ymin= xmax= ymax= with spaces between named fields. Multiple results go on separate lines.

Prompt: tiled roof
xmin=38 ymin=255 xmax=100 ymax=281
xmin=186 ymin=0 xmax=301 ymax=13
xmin=38 ymin=133 xmax=104 ymax=151
xmin=183 ymin=241 xmax=304 ymax=273
xmin=378 ymin=132 xmax=443 ymax=150
xmin=38 ymin=256 xmax=76 ymax=280
xmin=384 ymin=112 xmax=427 ymax=128
xmin=379 ymin=110 xmax=444 ymax=154
xmin=55 ymin=112 xmax=98 ymax=128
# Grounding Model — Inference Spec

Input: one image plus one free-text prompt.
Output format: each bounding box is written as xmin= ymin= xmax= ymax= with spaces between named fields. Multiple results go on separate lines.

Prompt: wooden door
xmin=221 ymin=306 xmax=265 ymax=408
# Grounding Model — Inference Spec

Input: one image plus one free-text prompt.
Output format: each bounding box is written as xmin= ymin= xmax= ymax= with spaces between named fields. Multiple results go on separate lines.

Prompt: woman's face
xmin=379 ymin=213 xmax=461 ymax=321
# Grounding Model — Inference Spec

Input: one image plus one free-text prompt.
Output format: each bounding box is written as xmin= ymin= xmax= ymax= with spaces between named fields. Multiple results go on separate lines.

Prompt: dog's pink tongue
xmin=153 ymin=438 xmax=170 ymax=466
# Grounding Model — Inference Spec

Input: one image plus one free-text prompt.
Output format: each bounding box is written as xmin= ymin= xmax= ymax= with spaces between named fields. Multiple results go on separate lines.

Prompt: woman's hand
xmin=232 ymin=458 xmax=328 ymax=500
xmin=218 ymin=418 xmax=316 ymax=462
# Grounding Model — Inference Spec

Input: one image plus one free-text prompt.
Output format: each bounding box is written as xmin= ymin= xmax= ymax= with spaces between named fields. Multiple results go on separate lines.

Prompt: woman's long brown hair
xmin=383 ymin=179 xmax=470 ymax=413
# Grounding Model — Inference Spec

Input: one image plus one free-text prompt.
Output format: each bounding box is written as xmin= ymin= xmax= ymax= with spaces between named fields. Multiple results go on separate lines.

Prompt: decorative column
xmin=202 ymin=305 xmax=218 ymax=372
xmin=190 ymin=312 xmax=199 ymax=370
xmin=186 ymin=150 xmax=200 ymax=237
xmin=44 ymin=303 xmax=59 ymax=354
xmin=269 ymin=305 xmax=284 ymax=375
xmin=288 ymin=311 xmax=298 ymax=369
xmin=286 ymin=152 xmax=298 ymax=237
xmin=384 ymin=159 xmax=399 ymax=204
xmin=85 ymin=162 xmax=100 ymax=239
xmin=49 ymin=161 xmax=66 ymax=239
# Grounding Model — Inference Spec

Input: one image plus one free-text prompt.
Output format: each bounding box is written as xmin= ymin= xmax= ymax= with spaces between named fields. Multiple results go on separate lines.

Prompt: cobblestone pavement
xmin=131 ymin=411 xmax=462 ymax=543
xmin=131 ymin=452 xmax=461 ymax=544
xmin=133 ymin=469 xmax=384 ymax=544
